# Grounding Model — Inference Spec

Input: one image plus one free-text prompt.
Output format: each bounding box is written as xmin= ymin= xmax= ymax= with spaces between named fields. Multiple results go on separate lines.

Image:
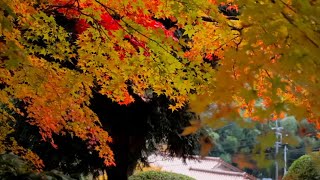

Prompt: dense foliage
xmin=129 ymin=171 xmax=195 ymax=180
xmin=283 ymin=153 xmax=320 ymax=180
xmin=0 ymin=0 xmax=320 ymax=178
xmin=0 ymin=154 xmax=75 ymax=180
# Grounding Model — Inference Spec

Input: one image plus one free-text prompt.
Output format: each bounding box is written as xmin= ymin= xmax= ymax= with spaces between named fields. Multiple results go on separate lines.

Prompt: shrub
xmin=0 ymin=153 xmax=75 ymax=180
xmin=283 ymin=153 xmax=320 ymax=180
xmin=129 ymin=170 xmax=195 ymax=180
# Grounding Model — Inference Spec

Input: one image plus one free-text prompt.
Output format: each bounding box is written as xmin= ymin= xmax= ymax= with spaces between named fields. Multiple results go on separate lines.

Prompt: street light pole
xmin=284 ymin=143 xmax=288 ymax=176
xmin=272 ymin=120 xmax=283 ymax=180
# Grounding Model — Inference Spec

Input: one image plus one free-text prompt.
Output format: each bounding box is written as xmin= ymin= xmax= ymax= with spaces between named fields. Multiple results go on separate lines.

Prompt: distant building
xmin=148 ymin=155 xmax=256 ymax=180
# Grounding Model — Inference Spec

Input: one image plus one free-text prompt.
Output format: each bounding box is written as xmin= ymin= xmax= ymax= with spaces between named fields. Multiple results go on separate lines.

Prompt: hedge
xmin=129 ymin=170 xmax=195 ymax=180
xmin=283 ymin=153 xmax=320 ymax=180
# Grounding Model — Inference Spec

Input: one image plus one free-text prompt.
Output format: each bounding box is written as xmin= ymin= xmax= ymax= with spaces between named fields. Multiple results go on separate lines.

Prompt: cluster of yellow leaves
xmin=183 ymin=21 xmax=236 ymax=61
xmin=1 ymin=0 xmax=114 ymax=167
xmin=63 ymin=0 xmax=235 ymax=111
xmin=182 ymin=0 xmax=320 ymax=137
xmin=233 ymin=0 xmax=320 ymax=126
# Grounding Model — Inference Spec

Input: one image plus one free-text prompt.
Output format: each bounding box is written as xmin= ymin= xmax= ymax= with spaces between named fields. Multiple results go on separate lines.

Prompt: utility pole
xmin=271 ymin=120 xmax=283 ymax=180
xmin=284 ymin=144 xmax=288 ymax=176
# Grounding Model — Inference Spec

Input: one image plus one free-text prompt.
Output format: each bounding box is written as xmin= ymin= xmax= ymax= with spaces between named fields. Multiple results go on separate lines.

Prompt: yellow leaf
xmin=168 ymin=104 xmax=178 ymax=112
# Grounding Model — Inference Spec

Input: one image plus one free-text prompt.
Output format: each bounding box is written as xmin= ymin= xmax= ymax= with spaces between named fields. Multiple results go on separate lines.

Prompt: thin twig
xmin=263 ymin=68 xmax=272 ymax=79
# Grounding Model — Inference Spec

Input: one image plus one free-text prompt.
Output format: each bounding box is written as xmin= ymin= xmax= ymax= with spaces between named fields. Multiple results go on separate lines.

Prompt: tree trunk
xmin=107 ymin=132 xmax=129 ymax=180
xmin=90 ymin=93 xmax=151 ymax=179
xmin=106 ymin=133 xmax=146 ymax=180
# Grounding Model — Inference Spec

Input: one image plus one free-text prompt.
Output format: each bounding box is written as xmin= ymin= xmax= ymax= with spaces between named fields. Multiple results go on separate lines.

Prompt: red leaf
xmin=100 ymin=13 xmax=120 ymax=30
xmin=75 ymin=19 xmax=89 ymax=34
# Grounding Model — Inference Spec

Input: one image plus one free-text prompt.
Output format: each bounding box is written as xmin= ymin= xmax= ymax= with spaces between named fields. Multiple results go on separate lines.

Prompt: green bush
xmin=283 ymin=153 xmax=320 ymax=180
xmin=129 ymin=170 xmax=195 ymax=180
xmin=0 ymin=153 xmax=75 ymax=180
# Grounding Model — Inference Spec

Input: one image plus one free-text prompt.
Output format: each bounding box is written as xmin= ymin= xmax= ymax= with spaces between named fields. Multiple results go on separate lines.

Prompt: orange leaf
xmin=199 ymin=136 xmax=214 ymax=157
xmin=181 ymin=125 xmax=200 ymax=136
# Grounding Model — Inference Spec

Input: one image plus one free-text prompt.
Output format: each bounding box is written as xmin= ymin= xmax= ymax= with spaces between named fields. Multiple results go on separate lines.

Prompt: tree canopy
xmin=0 ymin=0 xmax=319 ymax=178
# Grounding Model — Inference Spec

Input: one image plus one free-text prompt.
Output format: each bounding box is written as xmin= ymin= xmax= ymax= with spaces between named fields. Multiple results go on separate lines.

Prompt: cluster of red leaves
xmin=75 ymin=13 xmax=120 ymax=34
xmin=75 ymin=19 xmax=90 ymax=34
xmin=65 ymin=0 xmax=178 ymax=53
xmin=114 ymin=88 xmax=135 ymax=105
xmin=100 ymin=13 xmax=120 ymax=30
xmin=74 ymin=12 xmax=176 ymax=59
xmin=127 ymin=12 xmax=177 ymax=40
xmin=75 ymin=12 xmax=177 ymax=49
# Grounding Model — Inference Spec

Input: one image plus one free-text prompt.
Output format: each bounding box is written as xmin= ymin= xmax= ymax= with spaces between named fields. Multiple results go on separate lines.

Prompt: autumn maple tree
xmin=0 ymin=0 xmax=319 ymax=179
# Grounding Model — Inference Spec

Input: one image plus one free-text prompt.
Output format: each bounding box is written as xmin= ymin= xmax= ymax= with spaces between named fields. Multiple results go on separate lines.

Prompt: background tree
xmin=203 ymin=117 xmax=320 ymax=178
